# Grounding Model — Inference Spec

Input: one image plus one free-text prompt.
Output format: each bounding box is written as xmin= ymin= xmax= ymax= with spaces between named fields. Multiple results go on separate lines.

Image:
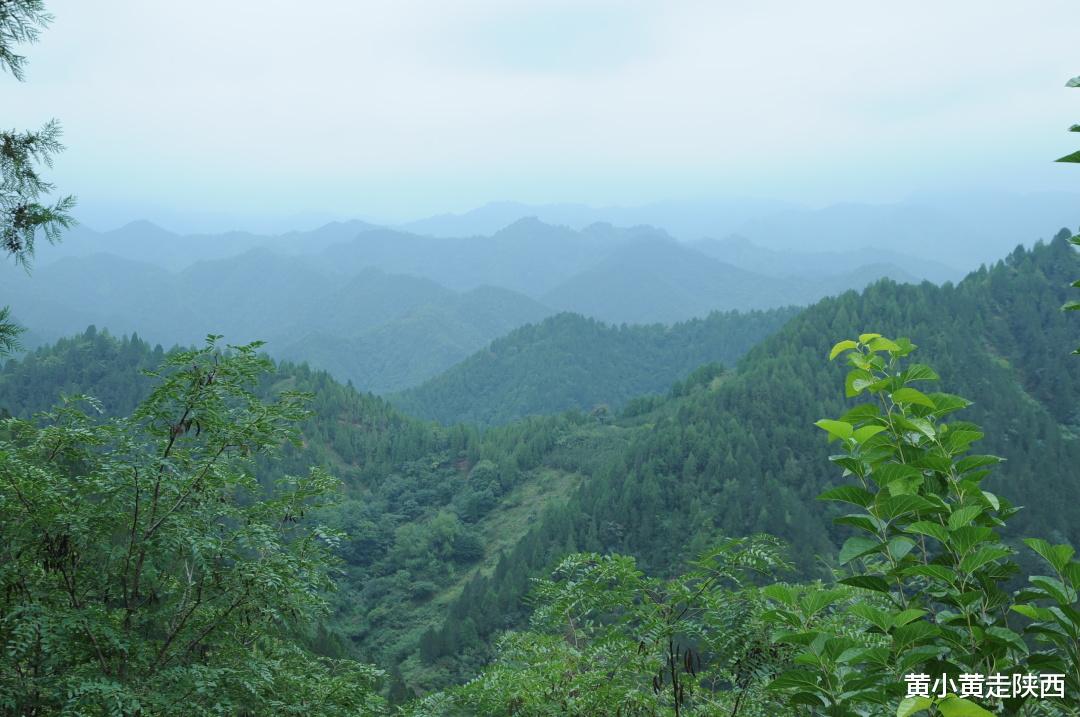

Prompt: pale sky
xmin=7 ymin=0 xmax=1080 ymax=230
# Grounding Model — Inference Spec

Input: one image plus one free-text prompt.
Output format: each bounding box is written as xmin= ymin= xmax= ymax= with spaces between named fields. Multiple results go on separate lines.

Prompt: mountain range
xmin=2 ymin=229 xmax=1079 ymax=699
xmin=3 ymin=218 xmax=958 ymax=393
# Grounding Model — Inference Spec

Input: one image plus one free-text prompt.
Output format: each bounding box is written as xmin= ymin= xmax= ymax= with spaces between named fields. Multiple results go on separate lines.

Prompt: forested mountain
xmin=0 ymin=252 xmax=552 ymax=393
xmin=315 ymin=218 xmax=630 ymax=296
xmin=3 ymin=230 xmax=1080 ymax=706
xmin=413 ymin=230 xmax=1080 ymax=689
xmin=0 ymin=328 xmax=602 ymax=698
xmin=690 ymin=234 xmax=962 ymax=283
xmin=392 ymin=308 xmax=800 ymax=426
xmin=316 ymin=220 xmax=945 ymax=318
xmin=278 ymin=285 xmax=554 ymax=393
xmin=540 ymin=236 xmax=922 ymax=323
xmin=3 ymin=218 xmax=943 ymax=396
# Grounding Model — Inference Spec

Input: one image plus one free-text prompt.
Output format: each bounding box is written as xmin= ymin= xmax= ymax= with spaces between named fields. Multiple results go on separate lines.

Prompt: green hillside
xmin=392 ymin=308 xmax=800 ymax=425
xmin=413 ymin=230 xmax=1080 ymax=690
xmin=0 ymin=252 xmax=553 ymax=393
xmin=3 ymin=231 xmax=1080 ymax=706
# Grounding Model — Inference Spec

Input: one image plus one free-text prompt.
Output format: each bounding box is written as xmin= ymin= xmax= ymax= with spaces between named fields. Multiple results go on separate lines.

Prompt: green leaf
xmin=878 ymin=494 xmax=938 ymax=520
xmin=1023 ymin=538 xmax=1075 ymax=574
xmin=937 ymin=696 xmax=995 ymax=717
xmin=947 ymin=505 xmax=984 ymax=531
xmin=955 ymin=455 xmax=1002 ymax=474
xmin=834 ymin=513 xmax=886 ymax=534
xmin=892 ymin=388 xmax=936 ymax=409
xmin=896 ymin=696 xmax=934 ymax=717
xmin=830 ymin=340 xmax=859 ymax=360
xmin=818 ymin=485 xmax=875 ymax=508
xmin=892 ymin=608 xmax=927 ymax=626
xmin=927 ymin=393 xmax=971 ymax=416
xmin=839 ymin=575 xmax=890 ymax=593
xmin=894 ymin=414 xmax=936 ymax=438
xmin=849 ymin=603 xmax=892 ymax=632
xmin=903 ymin=364 xmax=939 ymax=382
xmin=1056 ymin=150 xmax=1080 ymax=163
xmin=1030 ymin=576 xmax=1076 ymax=605
xmin=840 ymin=536 xmax=882 ymax=565
xmin=886 ymin=536 xmax=916 ymax=562
xmin=814 ymin=419 xmax=853 ymax=441
xmin=858 ymin=333 xmax=882 ymax=344
xmin=1011 ymin=604 xmax=1055 ymax=621
xmin=799 ymin=588 xmax=848 ymax=617
xmin=762 ymin=584 xmax=798 ymax=607
xmin=853 ymin=425 xmax=887 ymax=443
xmin=845 ymin=369 xmax=875 ymax=396
xmin=959 ymin=546 xmax=1011 ymax=574
xmin=868 ymin=336 xmax=901 ymax=353
xmin=904 ymin=520 xmax=949 ymax=544
xmin=892 ymin=621 xmax=940 ymax=652
xmin=766 ymin=669 xmax=821 ymax=692
xmin=902 ymin=564 xmax=957 ymax=584
xmin=985 ymin=626 xmax=1028 ymax=654
xmin=977 ymin=490 xmax=999 ymax=512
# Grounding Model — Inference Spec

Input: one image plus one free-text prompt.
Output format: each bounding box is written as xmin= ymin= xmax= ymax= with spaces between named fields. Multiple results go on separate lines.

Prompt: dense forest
xmin=1 ymin=219 xmax=946 ymax=395
xmin=5 ymin=3 xmax=1080 ymax=714
xmin=5 ymin=230 xmax=1080 ymax=714
xmin=391 ymin=308 xmax=800 ymax=425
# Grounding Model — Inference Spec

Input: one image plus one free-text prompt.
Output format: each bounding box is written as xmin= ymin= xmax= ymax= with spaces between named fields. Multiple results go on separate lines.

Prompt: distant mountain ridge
xmin=0 ymin=250 xmax=552 ymax=393
xmin=5 ymin=216 xmax=965 ymax=395
xmin=396 ymin=193 xmax=1079 ymax=268
xmin=29 ymin=219 xmax=381 ymax=271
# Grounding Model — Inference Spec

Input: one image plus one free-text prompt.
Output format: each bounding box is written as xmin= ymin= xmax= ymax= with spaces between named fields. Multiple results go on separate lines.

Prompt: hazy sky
xmin=7 ymin=1 xmax=1080 ymax=230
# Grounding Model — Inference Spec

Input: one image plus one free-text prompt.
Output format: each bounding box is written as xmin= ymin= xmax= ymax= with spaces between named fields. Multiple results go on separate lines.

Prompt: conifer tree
xmin=0 ymin=0 xmax=75 ymax=354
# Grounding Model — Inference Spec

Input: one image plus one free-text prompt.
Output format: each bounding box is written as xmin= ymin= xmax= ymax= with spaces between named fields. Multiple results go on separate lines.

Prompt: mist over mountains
xmin=8 ymin=191 xmax=1072 ymax=398
xmin=392 ymin=192 xmax=1078 ymax=268
xmin=1 ymin=209 xmax=967 ymax=394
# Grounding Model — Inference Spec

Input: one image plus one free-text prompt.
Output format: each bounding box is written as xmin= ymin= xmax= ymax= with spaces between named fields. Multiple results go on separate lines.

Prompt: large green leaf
xmin=954 ymin=455 xmax=1002 ymax=474
xmin=840 ymin=536 xmax=882 ymax=565
xmin=868 ymin=336 xmax=902 ymax=353
xmin=878 ymin=494 xmax=938 ymax=520
xmin=958 ymin=545 xmax=1010 ymax=574
xmin=936 ymin=696 xmax=995 ymax=717
xmin=766 ymin=669 xmax=821 ymax=691
xmin=902 ymin=364 xmax=939 ymax=383
xmin=839 ymin=575 xmax=890 ymax=593
xmin=1023 ymin=538 xmax=1075 ymax=574
xmin=891 ymin=388 xmax=936 ymax=409
xmin=818 ymin=485 xmax=875 ymax=508
xmin=896 ymin=696 xmax=933 ymax=717
xmin=947 ymin=505 xmax=983 ymax=531
xmin=830 ymin=340 xmax=859 ymax=360
xmin=845 ymin=369 xmax=875 ymax=397
xmin=815 ymin=419 xmax=853 ymax=441
xmin=848 ymin=603 xmax=892 ymax=632
xmin=903 ymin=520 xmax=949 ymax=544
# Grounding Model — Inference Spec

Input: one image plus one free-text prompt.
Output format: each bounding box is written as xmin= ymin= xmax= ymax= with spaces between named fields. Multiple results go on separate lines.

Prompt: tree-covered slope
xmin=0 ymin=328 xmax=598 ymax=696
xmin=414 ymin=230 xmax=1080 ymax=688
xmin=0 ymin=251 xmax=553 ymax=393
xmin=392 ymin=308 xmax=800 ymax=426
xmin=4 ymin=231 xmax=1080 ymax=702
